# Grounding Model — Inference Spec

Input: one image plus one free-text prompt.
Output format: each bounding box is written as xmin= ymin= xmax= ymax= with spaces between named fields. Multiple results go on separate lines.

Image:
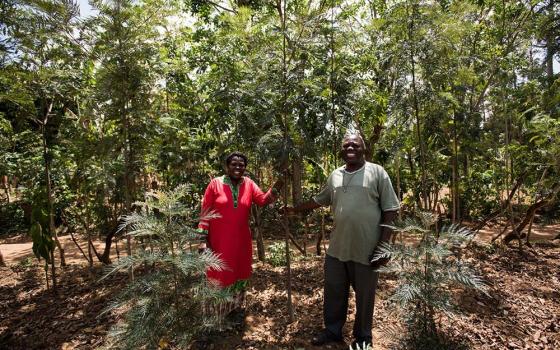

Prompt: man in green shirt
xmin=286 ymin=133 xmax=399 ymax=348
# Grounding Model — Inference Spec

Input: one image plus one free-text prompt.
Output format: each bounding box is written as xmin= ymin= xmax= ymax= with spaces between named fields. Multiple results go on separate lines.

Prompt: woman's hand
xmin=196 ymin=228 xmax=209 ymax=253
xmin=198 ymin=242 xmax=209 ymax=254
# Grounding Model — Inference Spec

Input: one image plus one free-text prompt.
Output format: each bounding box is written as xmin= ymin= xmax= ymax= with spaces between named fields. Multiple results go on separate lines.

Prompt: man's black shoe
xmin=311 ymin=330 xmax=343 ymax=346
xmin=350 ymin=339 xmax=372 ymax=349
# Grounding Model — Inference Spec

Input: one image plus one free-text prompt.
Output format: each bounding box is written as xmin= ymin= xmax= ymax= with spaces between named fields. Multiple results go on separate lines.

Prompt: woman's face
xmin=227 ymin=156 xmax=246 ymax=181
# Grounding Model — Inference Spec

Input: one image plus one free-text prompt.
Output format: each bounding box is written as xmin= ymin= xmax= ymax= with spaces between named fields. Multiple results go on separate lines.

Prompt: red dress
xmin=198 ymin=176 xmax=275 ymax=287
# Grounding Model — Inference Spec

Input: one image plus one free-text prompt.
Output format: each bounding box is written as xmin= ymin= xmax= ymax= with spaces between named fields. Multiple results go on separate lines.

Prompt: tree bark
xmin=87 ymin=217 xmax=116 ymax=265
xmin=503 ymin=182 xmax=560 ymax=244
xmin=316 ymin=213 xmax=324 ymax=256
xmin=40 ymin=101 xmax=66 ymax=268
xmin=395 ymin=155 xmax=402 ymax=220
xmin=291 ymin=157 xmax=303 ymax=206
xmin=69 ymin=231 xmax=90 ymax=263
xmin=2 ymin=176 xmax=10 ymax=203
xmin=0 ymin=248 xmax=5 ymax=266
xmin=544 ymin=0 xmax=554 ymax=84
xmin=525 ymin=168 xmax=548 ymax=245
xmin=99 ymin=230 xmax=115 ymax=264
xmin=282 ymin=172 xmax=294 ymax=322
xmin=279 ymin=0 xmax=293 ymax=322
xmin=407 ymin=2 xmax=427 ymax=210
xmin=85 ymin=205 xmax=94 ymax=270
xmin=474 ymin=175 xmax=524 ymax=232
xmin=252 ymin=205 xmax=266 ymax=262
xmin=451 ymin=111 xmax=459 ymax=223
xmin=50 ymin=249 xmax=56 ymax=291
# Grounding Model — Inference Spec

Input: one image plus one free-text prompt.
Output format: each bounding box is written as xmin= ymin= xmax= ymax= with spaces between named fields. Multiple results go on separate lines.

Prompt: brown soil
xmin=0 ymin=234 xmax=126 ymax=266
xmin=1 ymin=233 xmax=559 ymax=349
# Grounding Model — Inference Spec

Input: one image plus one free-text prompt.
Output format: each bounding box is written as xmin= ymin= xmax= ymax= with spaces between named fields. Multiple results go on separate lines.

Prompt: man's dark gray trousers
xmin=323 ymin=254 xmax=379 ymax=342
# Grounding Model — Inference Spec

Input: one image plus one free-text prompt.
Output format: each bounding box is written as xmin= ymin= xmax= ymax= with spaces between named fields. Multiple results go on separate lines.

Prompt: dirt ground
xmin=1 ymin=225 xmax=559 ymax=349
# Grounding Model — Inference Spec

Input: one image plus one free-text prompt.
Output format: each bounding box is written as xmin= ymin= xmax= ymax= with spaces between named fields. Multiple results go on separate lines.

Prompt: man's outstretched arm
xmin=284 ymin=199 xmax=322 ymax=215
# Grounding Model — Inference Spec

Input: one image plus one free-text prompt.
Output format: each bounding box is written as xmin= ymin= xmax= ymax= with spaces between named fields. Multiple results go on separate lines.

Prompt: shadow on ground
xmin=0 ymin=264 xmax=125 ymax=350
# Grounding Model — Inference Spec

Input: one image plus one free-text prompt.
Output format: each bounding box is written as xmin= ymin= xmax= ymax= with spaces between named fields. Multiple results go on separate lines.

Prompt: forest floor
xmin=1 ymin=225 xmax=559 ymax=350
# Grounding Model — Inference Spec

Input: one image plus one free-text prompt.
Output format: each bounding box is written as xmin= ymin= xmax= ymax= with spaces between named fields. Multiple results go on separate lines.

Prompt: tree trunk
xmin=504 ymin=102 xmax=516 ymax=244
xmin=359 ymin=123 xmax=383 ymax=162
xmin=317 ymin=212 xmax=326 ymax=256
xmin=525 ymin=168 xmax=549 ymax=245
xmin=282 ymin=171 xmax=294 ymax=322
xmin=100 ymin=230 xmax=115 ymax=264
xmin=291 ymin=157 xmax=303 ymax=206
xmin=87 ymin=219 xmax=116 ymax=265
xmin=329 ymin=0 xmax=337 ymax=163
xmin=252 ymin=205 xmax=266 ymax=262
xmin=395 ymin=155 xmax=402 ymax=220
xmin=0 ymin=248 xmax=5 ymax=266
xmin=122 ymin=97 xmax=133 ymax=280
xmin=69 ymin=231 xmax=90 ymax=263
xmin=525 ymin=213 xmax=535 ymax=246
xmin=303 ymin=217 xmax=309 ymax=256
xmin=545 ymin=0 xmax=554 ymax=84
xmin=40 ymin=102 xmax=66 ymax=268
xmin=503 ymin=182 xmax=560 ymax=244
xmin=2 ymin=176 xmax=10 ymax=203
xmin=451 ymin=112 xmax=459 ymax=223
xmin=473 ymin=176 xmax=523 ymax=232
xmin=407 ymin=2 xmax=427 ymax=210
xmin=252 ymin=166 xmax=266 ymax=262
xmin=50 ymin=249 xmax=56 ymax=291
xmin=86 ymin=206 xmax=94 ymax=270
xmin=116 ymin=0 xmax=133 ymax=280
xmin=461 ymin=154 xmax=469 ymax=220
xmin=279 ymin=0 xmax=293 ymax=322
xmin=406 ymin=150 xmax=421 ymax=209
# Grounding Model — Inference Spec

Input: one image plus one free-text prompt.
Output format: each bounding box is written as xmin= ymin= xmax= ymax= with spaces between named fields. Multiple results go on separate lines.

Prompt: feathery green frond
xmin=102 ymin=185 xmax=228 ymax=349
xmin=440 ymin=224 xmax=474 ymax=247
xmin=378 ymin=212 xmax=488 ymax=347
xmin=370 ymin=241 xmax=394 ymax=261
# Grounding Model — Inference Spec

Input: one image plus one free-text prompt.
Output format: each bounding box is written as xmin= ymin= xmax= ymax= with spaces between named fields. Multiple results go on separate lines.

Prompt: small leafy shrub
xmin=371 ymin=212 xmax=487 ymax=349
xmin=102 ymin=185 xmax=229 ymax=349
xmin=267 ymin=241 xmax=287 ymax=267
xmin=18 ymin=256 xmax=34 ymax=268
xmin=0 ymin=202 xmax=27 ymax=235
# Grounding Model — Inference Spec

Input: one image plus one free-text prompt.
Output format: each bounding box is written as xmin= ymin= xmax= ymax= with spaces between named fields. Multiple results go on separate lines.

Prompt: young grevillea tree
xmin=101 ymin=185 xmax=229 ymax=349
xmin=371 ymin=212 xmax=487 ymax=350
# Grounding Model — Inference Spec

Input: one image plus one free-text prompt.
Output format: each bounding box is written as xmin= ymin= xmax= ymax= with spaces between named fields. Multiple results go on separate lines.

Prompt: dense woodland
xmin=0 ymin=0 xmax=559 ymax=349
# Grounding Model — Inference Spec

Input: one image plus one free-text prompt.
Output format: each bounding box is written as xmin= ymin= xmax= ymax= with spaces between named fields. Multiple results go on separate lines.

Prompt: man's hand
xmin=282 ymin=200 xmax=322 ymax=215
xmin=370 ymin=209 xmax=398 ymax=269
xmin=369 ymin=246 xmax=391 ymax=270
xmin=370 ymin=256 xmax=390 ymax=270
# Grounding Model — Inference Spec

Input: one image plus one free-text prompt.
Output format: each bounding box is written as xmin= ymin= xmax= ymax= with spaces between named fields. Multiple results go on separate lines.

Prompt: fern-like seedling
xmin=374 ymin=212 xmax=488 ymax=349
xmin=101 ymin=185 xmax=229 ymax=350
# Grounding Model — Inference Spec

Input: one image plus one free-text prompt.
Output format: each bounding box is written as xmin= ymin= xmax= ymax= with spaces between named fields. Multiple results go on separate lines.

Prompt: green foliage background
xmin=0 ymin=0 xmax=559 ymax=254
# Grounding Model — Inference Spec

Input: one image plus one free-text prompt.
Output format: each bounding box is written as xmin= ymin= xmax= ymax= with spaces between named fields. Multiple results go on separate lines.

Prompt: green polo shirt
xmin=313 ymin=162 xmax=400 ymax=265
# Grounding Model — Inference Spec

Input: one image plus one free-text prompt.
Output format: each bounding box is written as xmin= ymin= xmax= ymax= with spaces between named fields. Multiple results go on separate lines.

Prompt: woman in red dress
xmin=198 ymin=152 xmax=282 ymax=306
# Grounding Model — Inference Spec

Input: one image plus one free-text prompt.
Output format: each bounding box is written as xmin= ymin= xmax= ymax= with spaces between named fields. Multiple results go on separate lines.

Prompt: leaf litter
xmin=0 ymin=241 xmax=558 ymax=349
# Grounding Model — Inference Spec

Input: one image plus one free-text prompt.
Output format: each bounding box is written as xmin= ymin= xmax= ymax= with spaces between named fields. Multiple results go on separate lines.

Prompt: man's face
xmin=341 ymin=135 xmax=365 ymax=166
